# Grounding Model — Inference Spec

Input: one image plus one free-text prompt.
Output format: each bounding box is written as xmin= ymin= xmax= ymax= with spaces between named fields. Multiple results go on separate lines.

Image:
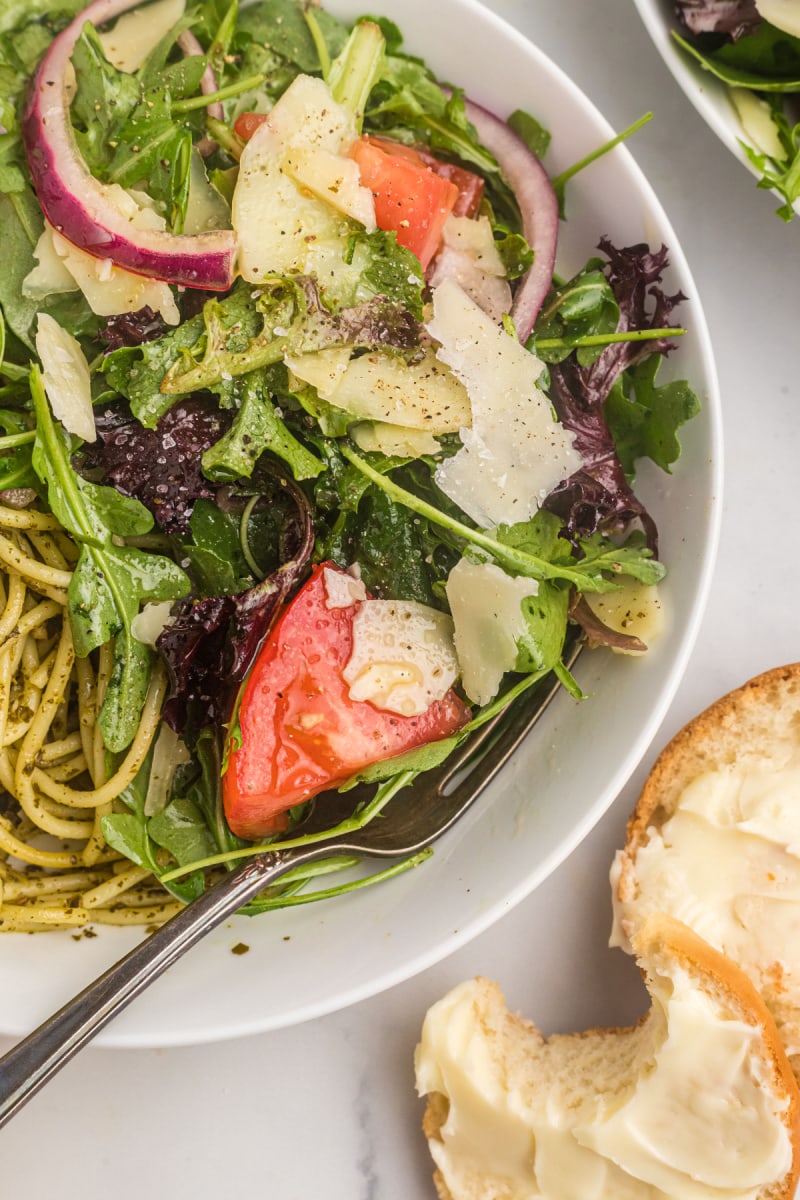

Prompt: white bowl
xmin=633 ymin=0 xmax=775 ymax=192
xmin=0 ymin=0 xmax=722 ymax=1046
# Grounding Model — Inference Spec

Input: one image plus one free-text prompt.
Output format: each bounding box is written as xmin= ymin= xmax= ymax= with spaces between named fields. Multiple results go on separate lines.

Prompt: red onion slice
xmin=462 ymin=97 xmax=558 ymax=342
xmin=22 ymin=0 xmax=236 ymax=290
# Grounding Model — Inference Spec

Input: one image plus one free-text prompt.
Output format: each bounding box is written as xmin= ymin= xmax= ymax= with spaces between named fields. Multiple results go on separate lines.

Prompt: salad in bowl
xmin=636 ymin=0 xmax=800 ymax=219
xmin=0 ymin=0 xmax=717 ymax=1039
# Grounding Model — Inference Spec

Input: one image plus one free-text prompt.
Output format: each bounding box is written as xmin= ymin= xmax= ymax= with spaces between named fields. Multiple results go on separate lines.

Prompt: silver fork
xmin=0 ymin=652 xmax=577 ymax=1128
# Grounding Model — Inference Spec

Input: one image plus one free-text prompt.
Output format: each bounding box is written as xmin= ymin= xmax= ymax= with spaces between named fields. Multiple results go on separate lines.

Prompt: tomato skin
xmin=233 ymin=111 xmax=269 ymax=141
xmin=349 ymin=137 xmax=459 ymax=269
xmin=365 ymin=137 xmax=485 ymax=219
xmin=222 ymin=564 xmax=470 ymax=840
xmin=420 ymin=156 xmax=485 ymax=219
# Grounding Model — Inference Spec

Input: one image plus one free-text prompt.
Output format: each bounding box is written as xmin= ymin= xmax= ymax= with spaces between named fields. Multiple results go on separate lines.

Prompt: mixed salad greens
xmin=674 ymin=0 xmax=800 ymax=218
xmin=0 ymin=0 xmax=700 ymax=916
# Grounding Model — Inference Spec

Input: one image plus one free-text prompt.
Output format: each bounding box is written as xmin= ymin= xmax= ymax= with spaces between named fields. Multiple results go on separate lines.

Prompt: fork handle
xmin=0 ymin=843 xmax=329 ymax=1129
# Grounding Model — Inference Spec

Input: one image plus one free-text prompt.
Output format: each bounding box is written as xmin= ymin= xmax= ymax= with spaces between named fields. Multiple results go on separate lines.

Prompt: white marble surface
xmin=3 ymin=0 xmax=800 ymax=1192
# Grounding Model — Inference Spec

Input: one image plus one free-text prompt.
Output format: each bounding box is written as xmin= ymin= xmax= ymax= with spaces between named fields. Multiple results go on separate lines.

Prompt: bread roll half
xmin=612 ymin=663 xmax=800 ymax=1075
xmin=416 ymin=914 xmax=800 ymax=1200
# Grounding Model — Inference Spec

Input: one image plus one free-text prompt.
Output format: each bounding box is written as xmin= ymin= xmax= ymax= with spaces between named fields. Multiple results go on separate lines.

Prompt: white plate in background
xmin=633 ymin=0 xmax=782 ymax=191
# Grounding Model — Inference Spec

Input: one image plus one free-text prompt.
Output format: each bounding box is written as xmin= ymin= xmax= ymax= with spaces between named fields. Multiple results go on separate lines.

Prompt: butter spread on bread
xmin=612 ymin=663 xmax=800 ymax=1069
xmin=415 ymin=915 xmax=800 ymax=1200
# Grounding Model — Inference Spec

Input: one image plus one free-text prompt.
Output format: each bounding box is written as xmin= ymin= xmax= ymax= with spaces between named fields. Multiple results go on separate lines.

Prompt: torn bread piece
xmin=416 ymin=914 xmax=800 ymax=1200
xmin=611 ymin=663 xmax=800 ymax=1076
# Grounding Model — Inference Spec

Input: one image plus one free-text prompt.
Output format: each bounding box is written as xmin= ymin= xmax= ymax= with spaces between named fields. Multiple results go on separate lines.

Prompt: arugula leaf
xmin=101 ymin=743 xmax=206 ymax=903
xmin=338 ymin=734 xmax=462 ymax=790
xmin=181 ymin=728 xmax=245 ymax=857
xmin=494 ymin=508 xmax=574 ymax=567
xmin=533 ymin=265 xmax=620 ymax=365
xmin=492 ymin=518 xmax=576 ymax=675
xmin=201 ymin=368 xmax=324 ymax=481
xmin=0 ymin=405 xmax=36 ymax=493
xmin=0 ymin=131 xmax=26 ymax=196
xmin=147 ymin=796 xmax=218 ymax=868
xmin=550 ymin=114 xmax=653 ymax=220
xmin=328 ymin=487 xmax=439 ymax=605
xmin=30 ymin=367 xmax=190 ymax=751
xmin=311 ymin=441 xmax=451 ymax=604
xmin=507 ymin=108 xmax=551 ymax=158
xmin=577 ymin=529 xmax=666 ymax=586
xmin=327 ymin=16 xmax=386 ymax=130
xmin=0 ymin=188 xmax=44 ymax=348
xmin=236 ymin=0 xmax=347 ymax=73
xmin=70 ymin=24 xmax=140 ymax=175
xmin=514 ymin=585 xmax=570 ymax=674
xmin=605 ymin=356 xmax=702 ymax=478
xmin=103 ymin=308 xmax=210 ymax=427
xmin=184 ymin=499 xmax=252 ymax=596
xmin=735 ymin=97 xmax=800 ymax=218
xmin=0 ymin=1 xmax=87 ymax=34
xmin=492 ymin=228 xmax=534 ymax=281
xmin=673 ymin=27 xmax=800 ymax=89
xmin=345 ymin=229 xmax=425 ymax=317
xmin=704 ymin=18 xmax=800 ymax=77
xmin=107 ymin=55 xmax=209 ymax=230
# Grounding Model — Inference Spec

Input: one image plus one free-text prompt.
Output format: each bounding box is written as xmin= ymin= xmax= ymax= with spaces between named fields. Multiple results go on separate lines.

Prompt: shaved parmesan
xmin=755 ymin=0 xmax=800 ymax=38
xmin=343 ymin=599 xmax=458 ymax=717
xmin=426 ymin=278 xmax=581 ymax=528
xmin=585 ymin=580 xmax=666 ymax=654
xmin=23 ymin=227 xmax=77 ymax=298
xmin=445 ymin=559 xmax=538 ymax=706
xmin=729 ymin=88 xmax=784 ymax=161
xmin=35 ymin=314 xmax=96 ymax=443
xmin=183 ymin=151 xmax=232 ymax=235
xmin=233 ymin=74 xmax=374 ymax=288
xmin=349 ymin=421 xmax=441 ymax=458
xmin=286 ymin=346 xmax=471 ymax=432
xmin=143 ymin=723 xmax=191 ymax=817
xmin=99 ymin=0 xmax=186 ymax=74
xmin=285 ymin=346 xmax=353 ymax=396
xmin=131 ymin=600 xmax=176 ymax=647
xmin=428 ymin=242 xmax=512 ymax=321
xmin=51 ymin=228 xmax=180 ymax=325
xmin=441 ymin=214 xmax=507 ymax=274
xmin=282 ymin=144 xmax=376 ymax=229
xmin=323 ymin=566 xmax=367 ymax=609
xmin=25 ymin=221 xmax=180 ymax=326
xmin=429 ymin=216 xmax=511 ymax=320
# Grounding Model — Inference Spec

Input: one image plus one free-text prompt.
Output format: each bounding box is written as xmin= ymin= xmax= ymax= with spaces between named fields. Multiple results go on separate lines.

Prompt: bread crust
xmin=421 ymin=915 xmax=800 ymax=1200
xmin=635 ymin=915 xmax=800 ymax=1200
xmin=622 ymin=663 xmax=800 ymax=856
xmin=614 ymin=664 xmax=800 ymax=1047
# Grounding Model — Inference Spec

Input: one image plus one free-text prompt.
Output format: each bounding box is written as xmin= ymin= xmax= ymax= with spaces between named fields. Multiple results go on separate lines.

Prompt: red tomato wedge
xmin=365 ymin=136 xmax=485 ymax=219
xmin=233 ymin=111 xmax=268 ymax=141
xmin=222 ymin=564 xmax=470 ymax=840
xmin=349 ymin=136 xmax=459 ymax=269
